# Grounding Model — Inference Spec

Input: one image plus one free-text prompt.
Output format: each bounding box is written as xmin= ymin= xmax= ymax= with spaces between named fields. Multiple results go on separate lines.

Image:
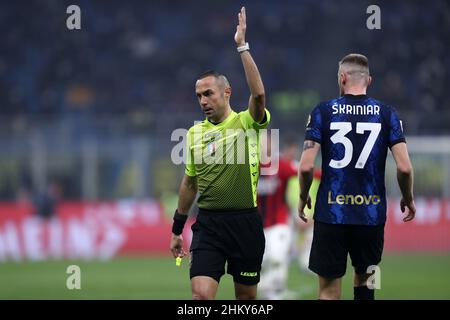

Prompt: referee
xmin=170 ymin=7 xmax=270 ymax=300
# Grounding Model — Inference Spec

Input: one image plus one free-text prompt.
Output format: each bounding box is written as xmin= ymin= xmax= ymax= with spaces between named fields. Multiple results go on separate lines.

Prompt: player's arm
xmin=298 ymin=140 xmax=321 ymax=222
xmin=170 ymin=174 xmax=198 ymax=258
xmin=391 ymin=142 xmax=416 ymax=222
xmin=235 ymin=7 xmax=266 ymax=123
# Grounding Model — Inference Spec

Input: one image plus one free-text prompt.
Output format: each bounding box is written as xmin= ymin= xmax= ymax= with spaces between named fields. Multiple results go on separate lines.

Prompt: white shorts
xmin=263 ymin=223 xmax=292 ymax=264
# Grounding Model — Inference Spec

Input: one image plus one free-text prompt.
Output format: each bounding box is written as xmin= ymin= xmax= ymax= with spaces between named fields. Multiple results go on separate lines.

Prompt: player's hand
xmin=298 ymin=195 xmax=311 ymax=223
xmin=400 ymin=198 xmax=416 ymax=222
xmin=170 ymin=234 xmax=186 ymax=258
xmin=234 ymin=7 xmax=246 ymax=46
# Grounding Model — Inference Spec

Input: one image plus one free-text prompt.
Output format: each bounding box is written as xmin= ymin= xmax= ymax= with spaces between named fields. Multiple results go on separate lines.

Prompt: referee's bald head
xmin=197 ymin=70 xmax=231 ymax=91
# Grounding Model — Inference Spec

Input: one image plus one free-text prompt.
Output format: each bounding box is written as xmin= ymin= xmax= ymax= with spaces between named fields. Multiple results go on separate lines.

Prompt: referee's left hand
xmin=298 ymin=196 xmax=311 ymax=223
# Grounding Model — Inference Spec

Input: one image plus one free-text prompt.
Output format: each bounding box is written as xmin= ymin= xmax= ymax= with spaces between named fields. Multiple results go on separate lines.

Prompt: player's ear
xmin=367 ymin=75 xmax=372 ymax=87
xmin=338 ymin=72 xmax=345 ymax=86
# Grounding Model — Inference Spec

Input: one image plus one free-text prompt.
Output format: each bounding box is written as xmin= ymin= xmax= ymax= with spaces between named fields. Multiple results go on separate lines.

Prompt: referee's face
xmin=195 ymin=76 xmax=229 ymax=122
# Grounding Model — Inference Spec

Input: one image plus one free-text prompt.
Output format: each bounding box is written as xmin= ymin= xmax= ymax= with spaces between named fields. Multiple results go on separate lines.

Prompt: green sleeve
xmin=239 ymin=109 xmax=271 ymax=130
xmin=185 ymin=128 xmax=197 ymax=177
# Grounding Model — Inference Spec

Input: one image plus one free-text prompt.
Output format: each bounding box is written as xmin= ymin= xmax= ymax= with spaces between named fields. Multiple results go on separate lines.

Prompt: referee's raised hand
xmin=234 ymin=7 xmax=246 ymax=46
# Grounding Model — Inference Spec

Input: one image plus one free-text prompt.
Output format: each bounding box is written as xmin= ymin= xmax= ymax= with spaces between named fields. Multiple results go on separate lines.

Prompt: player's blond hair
xmin=338 ymin=53 xmax=370 ymax=84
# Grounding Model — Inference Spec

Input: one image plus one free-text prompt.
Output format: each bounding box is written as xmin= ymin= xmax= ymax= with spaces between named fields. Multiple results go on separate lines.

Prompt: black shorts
xmin=309 ymin=221 xmax=384 ymax=278
xmin=189 ymin=207 xmax=265 ymax=285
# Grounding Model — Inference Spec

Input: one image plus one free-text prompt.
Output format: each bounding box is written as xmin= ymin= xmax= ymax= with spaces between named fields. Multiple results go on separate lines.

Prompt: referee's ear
xmin=224 ymin=86 xmax=232 ymax=99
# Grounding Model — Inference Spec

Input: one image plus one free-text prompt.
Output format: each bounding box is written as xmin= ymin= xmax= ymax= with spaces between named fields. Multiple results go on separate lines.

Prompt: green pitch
xmin=0 ymin=254 xmax=449 ymax=299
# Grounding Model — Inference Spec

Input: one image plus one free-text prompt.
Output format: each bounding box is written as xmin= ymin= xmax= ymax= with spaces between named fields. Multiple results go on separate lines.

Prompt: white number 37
xmin=329 ymin=122 xmax=381 ymax=169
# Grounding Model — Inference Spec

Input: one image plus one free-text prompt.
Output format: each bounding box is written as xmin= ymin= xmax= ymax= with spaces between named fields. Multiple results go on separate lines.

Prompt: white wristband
xmin=237 ymin=42 xmax=250 ymax=53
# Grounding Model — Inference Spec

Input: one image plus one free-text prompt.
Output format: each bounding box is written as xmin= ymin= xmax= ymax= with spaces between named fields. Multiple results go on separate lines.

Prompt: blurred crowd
xmin=0 ymin=0 xmax=449 ymax=134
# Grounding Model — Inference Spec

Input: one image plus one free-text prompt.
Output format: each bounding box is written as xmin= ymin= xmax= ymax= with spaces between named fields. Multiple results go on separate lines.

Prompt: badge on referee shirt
xmin=207 ymin=141 xmax=216 ymax=156
xmin=205 ymin=130 xmax=220 ymax=156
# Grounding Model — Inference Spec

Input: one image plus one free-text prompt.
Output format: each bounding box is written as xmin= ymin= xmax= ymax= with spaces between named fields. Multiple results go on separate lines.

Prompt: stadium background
xmin=0 ymin=0 xmax=449 ymax=299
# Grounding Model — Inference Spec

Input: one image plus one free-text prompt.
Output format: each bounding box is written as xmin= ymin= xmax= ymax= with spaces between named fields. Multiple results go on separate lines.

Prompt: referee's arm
xmin=177 ymin=174 xmax=198 ymax=215
xmin=170 ymin=174 xmax=197 ymax=258
xmin=298 ymin=140 xmax=321 ymax=222
xmin=241 ymin=51 xmax=265 ymax=123
xmin=235 ymin=7 xmax=266 ymax=123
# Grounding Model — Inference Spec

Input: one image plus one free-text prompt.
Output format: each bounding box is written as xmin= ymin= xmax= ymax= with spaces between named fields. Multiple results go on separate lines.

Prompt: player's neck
xmin=344 ymin=87 xmax=367 ymax=96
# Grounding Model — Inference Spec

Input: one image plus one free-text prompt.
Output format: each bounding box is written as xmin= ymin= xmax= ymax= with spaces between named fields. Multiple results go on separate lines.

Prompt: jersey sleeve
xmin=239 ymin=108 xmax=271 ymax=130
xmin=388 ymin=107 xmax=406 ymax=147
xmin=185 ymin=128 xmax=197 ymax=177
xmin=304 ymin=105 xmax=323 ymax=143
